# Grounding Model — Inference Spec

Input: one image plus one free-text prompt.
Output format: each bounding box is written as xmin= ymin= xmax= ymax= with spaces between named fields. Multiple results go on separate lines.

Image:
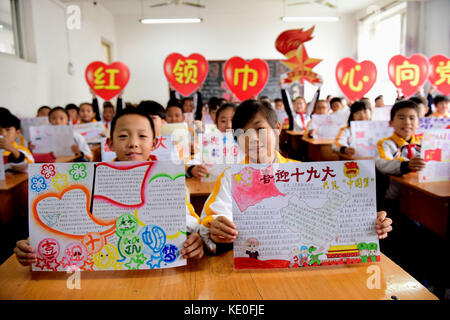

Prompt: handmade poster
xmin=310 ymin=113 xmax=349 ymax=139
xmin=160 ymin=123 xmax=190 ymax=162
xmin=350 ymin=121 xmax=394 ymax=158
xmin=184 ymin=112 xmax=194 ymax=132
xmin=28 ymin=161 xmax=187 ymax=271
xmin=100 ymin=138 xmax=116 ymax=162
xmin=20 ymin=117 xmax=49 ymax=141
xmin=416 ymin=117 xmax=450 ymax=138
xmin=73 ymin=122 xmax=107 ymax=144
xmin=419 ymin=130 xmax=450 ymax=182
xmin=29 ymin=125 xmax=74 ymax=157
xmin=371 ymin=106 xmax=392 ymax=121
xmin=232 ymin=160 xmax=380 ymax=269
xmin=0 ymin=149 xmax=5 ymax=181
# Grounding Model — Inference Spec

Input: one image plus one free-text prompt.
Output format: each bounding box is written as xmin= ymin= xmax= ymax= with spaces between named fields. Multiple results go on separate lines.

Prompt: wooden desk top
xmin=0 ymin=251 xmax=437 ymax=300
xmin=302 ymin=137 xmax=334 ymax=145
xmin=186 ymin=177 xmax=215 ymax=197
xmin=54 ymin=155 xmax=78 ymax=163
xmin=285 ymin=130 xmax=305 ymax=136
xmin=389 ymin=172 xmax=450 ymax=199
xmin=338 ymin=153 xmax=375 ymax=161
xmin=0 ymin=172 xmax=28 ymax=191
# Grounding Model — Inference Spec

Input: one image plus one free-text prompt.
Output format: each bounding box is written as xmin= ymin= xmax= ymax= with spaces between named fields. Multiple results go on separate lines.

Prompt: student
xmin=375 ymin=95 xmax=385 ymax=108
xmin=291 ymin=96 xmax=310 ymax=131
xmin=259 ymin=96 xmax=271 ymax=105
xmin=205 ymin=97 xmax=222 ymax=124
xmin=199 ymin=100 xmax=392 ymax=253
xmin=182 ymin=97 xmax=195 ymax=114
xmin=329 ymin=97 xmax=345 ymax=113
xmin=332 ymin=100 xmax=372 ymax=156
xmin=0 ymin=111 xmax=34 ymax=172
xmin=304 ymin=99 xmax=330 ymax=137
xmin=409 ymin=96 xmax=428 ymax=118
xmin=13 ymin=107 xmax=204 ymax=266
xmin=36 ymin=106 xmax=51 ymax=117
xmin=375 ymin=100 xmax=425 ymax=202
xmin=274 ymin=98 xmax=284 ymax=111
xmin=102 ymin=102 xmax=115 ymax=132
xmin=429 ymin=95 xmax=449 ymax=118
xmin=65 ymin=103 xmax=79 ymax=125
xmin=165 ymin=100 xmax=185 ymax=124
xmin=46 ymin=107 xmax=93 ymax=161
xmin=77 ymin=102 xmax=97 ymax=124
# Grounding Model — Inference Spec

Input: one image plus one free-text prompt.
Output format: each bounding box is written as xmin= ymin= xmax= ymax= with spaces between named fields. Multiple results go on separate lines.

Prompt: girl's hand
xmin=210 ymin=216 xmax=238 ymax=243
xmin=14 ymin=240 xmax=37 ymax=266
xmin=182 ymin=233 xmax=204 ymax=260
xmin=376 ymin=211 xmax=393 ymax=239
xmin=191 ymin=165 xmax=209 ymax=178
xmin=408 ymin=157 xmax=426 ymax=172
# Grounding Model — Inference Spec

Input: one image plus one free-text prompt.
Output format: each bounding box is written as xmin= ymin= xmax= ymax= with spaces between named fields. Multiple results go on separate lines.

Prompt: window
xmin=0 ymin=0 xmax=23 ymax=57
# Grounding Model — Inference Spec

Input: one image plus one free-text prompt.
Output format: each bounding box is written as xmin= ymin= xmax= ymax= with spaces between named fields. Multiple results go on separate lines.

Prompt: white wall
xmin=0 ymin=0 xmax=117 ymax=117
xmin=115 ymin=0 xmax=357 ymax=105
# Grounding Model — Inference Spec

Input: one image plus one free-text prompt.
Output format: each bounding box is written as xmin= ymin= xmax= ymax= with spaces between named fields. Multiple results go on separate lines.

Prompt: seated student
xmin=166 ymin=100 xmax=185 ymax=124
xmin=304 ymin=99 xmax=330 ymax=137
xmin=292 ymin=96 xmax=310 ymax=131
xmin=199 ymin=99 xmax=392 ymax=253
xmin=65 ymin=103 xmax=79 ymax=125
xmin=182 ymin=97 xmax=195 ymax=114
xmin=330 ymin=97 xmax=345 ymax=113
xmin=375 ymin=95 xmax=385 ymax=108
xmin=0 ymin=111 xmax=34 ymax=172
xmin=429 ymin=95 xmax=449 ymax=118
xmin=36 ymin=106 xmax=51 ymax=118
xmin=77 ymin=102 xmax=97 ymax=124
xmin=361 ymin=97 xmax=374 ymax=110
xmin=13 ymin=107 xmax=204 ymax=266
xmin=204 ymin=97 xmax=222 ymax=124
xmin=375 ymin=100 xmax=425 ymax=204
xmin=274 ymin=98 xmax=284 ymax=111
xmin=332 ymin=100 xmax=372 ymax=156
xmin=102 ymin=101 xmax=115 ymax=132
xmin=409 ymin=96 xmax=429 ymax=118
xmin=45 ymin=107 xmax=93 ymax=161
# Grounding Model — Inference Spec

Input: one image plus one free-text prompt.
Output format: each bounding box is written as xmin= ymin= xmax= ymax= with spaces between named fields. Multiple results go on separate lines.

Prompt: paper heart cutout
xmin=387 ymin=54 xmax=429 ymax=97
xmin=428 ymin=54 xmax=450 ymax=95
xmin=164 ymin=53 xmax=208 ymax=97
xmin=335 ymin=58 xmax=377 ymax=101
xmin=223 ymin=57 xmax=269 ymax=101
xmin=85 ymin=61 xmax=130 ymax=101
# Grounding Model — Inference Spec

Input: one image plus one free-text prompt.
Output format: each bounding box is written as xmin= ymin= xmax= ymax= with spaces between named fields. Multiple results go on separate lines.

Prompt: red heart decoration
xmin=428 ymin=54 xmax=450 ymax=95
xmin=85 ymin=61 xmax=130 ymax=101
xmin=223 ymin=57 xmax=269 ymax=101
xmin=164 ymin=53 xmax=208 ymax=97
xmin=387 ymin=54 xmax=429 ymax=98
xmin=335 ymin=58 xmax=377 ymax=101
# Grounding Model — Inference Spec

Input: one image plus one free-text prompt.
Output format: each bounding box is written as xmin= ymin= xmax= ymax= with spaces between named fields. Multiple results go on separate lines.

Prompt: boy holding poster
xmin=200 ymin=100 xmax=392 ymax=254
xmin=14 ymin=107 xmax=203 ymax=266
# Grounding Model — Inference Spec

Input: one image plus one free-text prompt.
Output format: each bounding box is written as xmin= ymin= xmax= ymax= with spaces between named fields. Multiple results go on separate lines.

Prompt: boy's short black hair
xmin=65 ymin=103 xmax=78 ymax=111
xmin=215 ymin=103 xmax=237 ymax=125
xmin=232 ymin=99 xmax=278 ymax=133
xmin=208 ymin=97 xmax=222 ymax=111
xmin=390 ymin=100 xmax=419 ymax=121
xmin=348 ymin=100 xmax=371 ymax=125
xmin=110 ymin=106 xmax=155 ymax=140
xmin=167 ymin=98 xmax=181 ymax=109
xmin=79 ymin=102 xmax=94 ymax=111
xmin=409 ymin=96 xmax=427 ymax=106
xmin=49 ymin=106 xmax=69 ymax=118
xmin=137 ymin=100 xmax=166 ymax=120
xmin=103 ymin=101 xmax=115 ymax=109
xmin=37 ymin=106 xmax=50 ymax=114
xmin=434 ymin=95 xmax=449 ymax=105
xmin=181 ymin=97 xmax=193 ymax=104
xmin=375 ymin=95 xmax=384 ymax=102
xmin=330 ymin=97 xmax=343 ymax=105
xmin=274 ymin=98 xmax=282 ymax=103
xmin=0 ymin=111 xmax=21 ymax=130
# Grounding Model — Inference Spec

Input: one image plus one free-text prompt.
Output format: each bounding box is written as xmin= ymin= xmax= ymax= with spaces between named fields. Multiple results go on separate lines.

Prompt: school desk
xmin=0 ymin=172 xmax=28 ymax=225
xmin=186 ymin=177 xmax=215 ymax=214
xmin=338 ymin=153 xmax=374 ymax=161
xmin=0 ymin=251 xmax=437 ymax=300
xmin=389 ymin=172 xmax=450 ymax=241
xmin=89 ymin=143 xmax=102 ymax=162
xmin=301 ymin=137 xmax=339 ymax=162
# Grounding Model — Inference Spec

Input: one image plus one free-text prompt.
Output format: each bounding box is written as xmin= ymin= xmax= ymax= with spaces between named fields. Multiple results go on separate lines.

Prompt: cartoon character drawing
xmin=92 ymin=244 xmax=122 ymax=270
xmin=298 ymin=246 xmax=309 ymax=267
xmin=308 ymin=246 xmax=323 ymax=266
xmin=368 ymin=242 xmax=378 ymax=262
xmin=244 ymin=238 xmax=260 ymax=260
xmin=357 ymin=242 xmax=369 ymax=263
xmin=35 ymin=238 xmax=61 ymax=271
xmin=288 ymin=248 xmax=300 ymax=268
xmin=61 ymin=242 xmax=89 ymax=268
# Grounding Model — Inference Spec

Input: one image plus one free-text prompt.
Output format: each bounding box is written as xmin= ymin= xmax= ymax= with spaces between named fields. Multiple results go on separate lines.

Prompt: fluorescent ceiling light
xmin=0 ymin=25 xmax=3 ymax=29
xmin=140 ymin=18 xmax=202 ymax=24
xmin=281 ymin=16 xmax=340 ymax=22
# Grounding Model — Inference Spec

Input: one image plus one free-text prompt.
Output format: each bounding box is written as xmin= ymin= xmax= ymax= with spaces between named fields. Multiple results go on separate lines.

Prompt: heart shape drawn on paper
xmin=85 ymin=61 xmax=130 ymax=101
xmin=164 ymin=53 xmax=209 ymax=97
xmin=387 ymin=54 xmax=429 ymax=98
xmin=335 ymin=58 xmax=377 ymax=101
xmin=428 ymin=54 xmax=450 ymax=95
xmin=223 ymin=57 xmax=269 ymax=101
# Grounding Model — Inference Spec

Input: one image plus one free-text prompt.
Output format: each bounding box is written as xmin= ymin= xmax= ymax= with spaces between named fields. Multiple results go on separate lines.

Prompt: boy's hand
xmin=210 ymin=216 xmax=238 ymax=243
xmin=0 ymin=136 xmax=15 ymax=153
xmin=408 ymin=157 xmax=426 ymax=172
xmin=376 ymin=211 xmax=392 ymax=239
xmin=345 ymin=147 xmax=355 ymax=156
xmin=28 ymin=141 xmax=36 ymax=152
xmin=71 ymin=144 xmax=80 ymax=155
xmin=191 ymin=165 xmax=209 ymax=178
xmin=14 ymin=240 xmax=37 ymax=266
xmin=181 ymin=233 xmax=204 ymax=260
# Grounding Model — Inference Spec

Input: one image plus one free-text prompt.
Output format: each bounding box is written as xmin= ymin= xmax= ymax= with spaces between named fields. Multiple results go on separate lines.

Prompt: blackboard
xmin=200 ymin=60 xmax=304 ymax=102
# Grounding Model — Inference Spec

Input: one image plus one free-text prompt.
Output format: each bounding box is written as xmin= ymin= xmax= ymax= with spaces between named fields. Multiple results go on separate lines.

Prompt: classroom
xmin=0 ymin=0 xmax=449 ymax=303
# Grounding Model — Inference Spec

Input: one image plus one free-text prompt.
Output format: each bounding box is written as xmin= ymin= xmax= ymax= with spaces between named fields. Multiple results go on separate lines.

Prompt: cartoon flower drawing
xmin=52 ymin=173 xmax=68 ymax=191
xmin=40 ymin=164 xmax=56 ymax=179
xmin=69 ymin=163 xmax=87 ymax=181
xmin=30 ymin=176 xmax=47 ymax=193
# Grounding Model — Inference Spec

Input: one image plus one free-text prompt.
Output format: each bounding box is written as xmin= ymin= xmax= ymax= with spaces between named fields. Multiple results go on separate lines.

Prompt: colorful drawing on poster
xmin=419 ymin=130 xmax=450 ymax=182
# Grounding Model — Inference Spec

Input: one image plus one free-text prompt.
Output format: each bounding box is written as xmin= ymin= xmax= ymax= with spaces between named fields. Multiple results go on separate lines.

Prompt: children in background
xmin=259 ymin=96 xmax=271 ymax=105
xmin=77 ymin=102 xmax=97 ymax=124
xmin=13 ymin=107 xmax=204 ymax=266
xmin=0 ymin=111 xmax=34 ymax=172
xmin=102 ymin=102 xmax=115 ymax=131
xmin=304 ymin=100 xmax=330 ymax=137
xmin=274 ymin=98 xmax=284 ymax=111
xmin=376 ymin=100 xmax=425 ymax=202
xmin=332 ymin=100 xmax=372 ymax=156
xmin=166 ymin=100 xmax=185 ymax=124
xmin=375 ymin=95 xmax=385 ymax=108
xmin=409 ymin=96 xmax=429 ymax=118
xmin=199 ymin=99 xmax=392 ymax=253
xmin=65 ymin=104 xmax=79 ymax=125
xmin=362 ymin=97 xmax=373 ymax=110
xmin=47 ymin=107 xmax=93 ymax=161
xmin=205 ymin=97 xmax=223 ymax=124
xmin=182 ymin=97 xmax=195 ymax=114
xmin=429 ymin=95 xmax=449 ymax=118
xmin=137 ymin=100 xmax=166 ymax=136
xmin=36 ymin=106 xmax=51 ymax=117
xmin=330 ymin=97 xmax=345 ymax=113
